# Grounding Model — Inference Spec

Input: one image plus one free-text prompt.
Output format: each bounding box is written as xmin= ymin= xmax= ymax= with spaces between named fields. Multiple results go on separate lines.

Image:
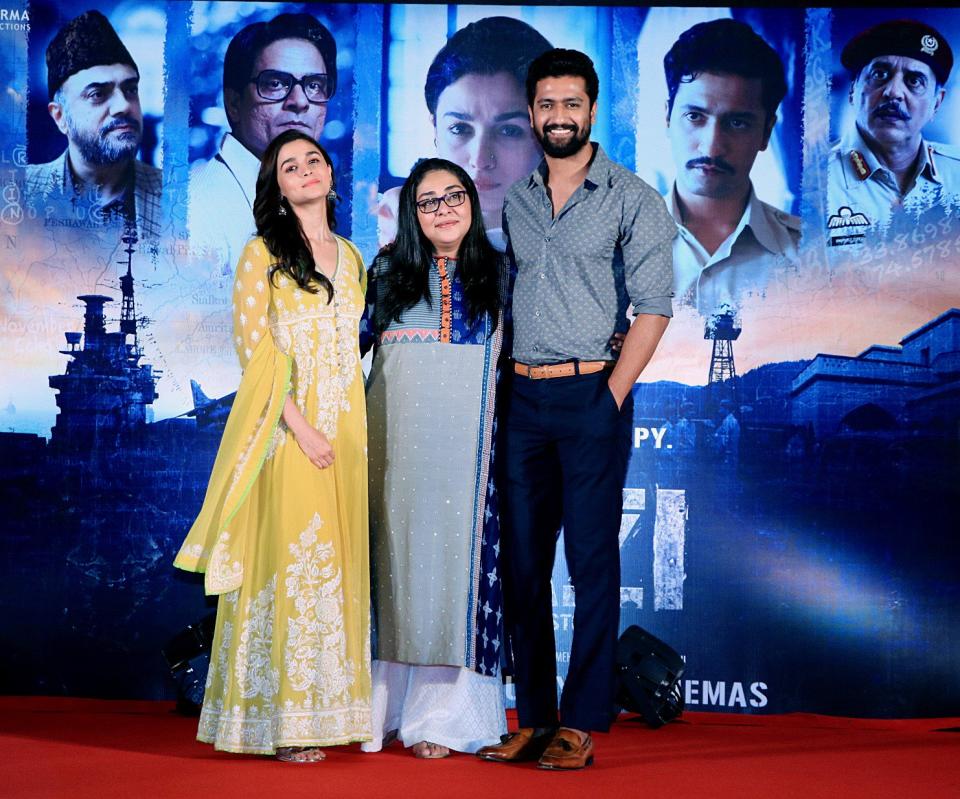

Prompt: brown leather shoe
xmin=476 ymin=728 xmax=557 ymax=763
xmin=537 ymin=728 xmax=594 ymax=770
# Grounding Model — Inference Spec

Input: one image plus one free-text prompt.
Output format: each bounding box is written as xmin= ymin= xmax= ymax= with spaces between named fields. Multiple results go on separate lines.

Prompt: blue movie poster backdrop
xmin=0 ymin=3 xmax=957 ymax=717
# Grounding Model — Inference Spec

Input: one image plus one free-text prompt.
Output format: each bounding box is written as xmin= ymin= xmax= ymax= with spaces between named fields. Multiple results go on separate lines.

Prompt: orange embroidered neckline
xmin=435 ymin=256 xmax=452 ymax=343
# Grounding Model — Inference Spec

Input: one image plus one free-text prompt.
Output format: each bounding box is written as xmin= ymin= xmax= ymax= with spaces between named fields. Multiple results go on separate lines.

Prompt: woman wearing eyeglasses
xmin=360 ymin=158 xmax=507 ymax=759
xmin=176 ymin=129 xmax=371 ymax=762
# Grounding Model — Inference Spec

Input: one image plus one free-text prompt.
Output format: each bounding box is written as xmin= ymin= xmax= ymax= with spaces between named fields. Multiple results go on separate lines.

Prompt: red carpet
xmin=2 ymin=697 xmax=957 ymax=799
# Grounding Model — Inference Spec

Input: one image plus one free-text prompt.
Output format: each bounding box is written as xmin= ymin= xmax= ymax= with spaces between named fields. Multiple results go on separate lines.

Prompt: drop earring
xmin=278 ymin=196 xmax=288 ymax=216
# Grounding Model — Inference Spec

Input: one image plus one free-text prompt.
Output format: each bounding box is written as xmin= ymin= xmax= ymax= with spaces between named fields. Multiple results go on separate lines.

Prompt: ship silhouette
xmin=0 ymin=227 xmax=223 ymax=699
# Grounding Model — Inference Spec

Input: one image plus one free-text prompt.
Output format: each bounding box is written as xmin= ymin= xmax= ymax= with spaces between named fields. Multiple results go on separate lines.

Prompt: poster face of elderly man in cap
xmin=26 ymin=9 xmax=161 ymax=240
xmin=188 ymin=12 xmax=337 ymax=277
xmin=827 ymin=19 xmax=959 ymax=234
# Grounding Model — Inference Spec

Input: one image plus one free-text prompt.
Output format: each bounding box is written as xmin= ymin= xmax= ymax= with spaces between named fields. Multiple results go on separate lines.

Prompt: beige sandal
xmin=276 ymin=746 xmax=326 ymax=763
xmin=412 ymin=741 xmax=451 ymax=759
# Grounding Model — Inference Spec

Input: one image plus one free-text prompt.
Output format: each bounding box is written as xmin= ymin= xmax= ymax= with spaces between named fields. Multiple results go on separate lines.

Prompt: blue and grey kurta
xmin=361 ymin=253 xmax=504 ymax=677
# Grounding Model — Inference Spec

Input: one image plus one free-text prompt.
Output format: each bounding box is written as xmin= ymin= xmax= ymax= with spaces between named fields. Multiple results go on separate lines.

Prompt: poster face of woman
xmin=432 ymin=70 xmax=541 ymax=233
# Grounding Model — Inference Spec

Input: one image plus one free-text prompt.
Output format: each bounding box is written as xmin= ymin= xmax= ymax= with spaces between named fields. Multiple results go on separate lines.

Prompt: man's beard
xmin=536 ymin=121 xmax=591 ymax=158
xmin=67 ymin=114 xmax=141 ymax=166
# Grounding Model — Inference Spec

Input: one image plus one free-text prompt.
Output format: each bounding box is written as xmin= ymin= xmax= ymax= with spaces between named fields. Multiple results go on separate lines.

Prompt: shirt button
xmin=535 ymin=310 xmax=541 ymax=318
xmin=539 ymin=272 xmax=545 ymax=279
xmin=545 ymin=235 xmax=552 ymax=242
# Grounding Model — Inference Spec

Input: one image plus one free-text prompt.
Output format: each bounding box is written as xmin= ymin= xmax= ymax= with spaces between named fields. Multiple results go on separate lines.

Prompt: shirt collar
xmin=63 ymin=151 xmax=135 ymax=208
xmin=528 ymin=142 xmax=607 ymax=191
xmin=62 ymin=153 xmax=79 ymax=195
xmin=669 ymin=183 xmax=783 ymax=257
xmin=914 ymin=139 xmax=941 ymax=184
xmin=840 ymin=125 xmax=883 ymax=183
xmin=741 ymin=189 xmax=783 ymax=255
xmin=841 ymin=124 xmax=939 ymax=186
xmin=220 ymin=132 xmax=262 ymax=192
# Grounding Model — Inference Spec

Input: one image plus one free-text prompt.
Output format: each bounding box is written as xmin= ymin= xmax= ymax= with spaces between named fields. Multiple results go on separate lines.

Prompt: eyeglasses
xmin=415 ymin=190 xmax=467 ymax=214
xmin=250 ymin=70 xmax=331 ymax=103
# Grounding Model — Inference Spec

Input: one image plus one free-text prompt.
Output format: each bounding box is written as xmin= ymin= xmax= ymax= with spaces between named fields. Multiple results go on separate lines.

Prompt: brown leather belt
xmin=513 ymin=360 xmax=614 ymax=380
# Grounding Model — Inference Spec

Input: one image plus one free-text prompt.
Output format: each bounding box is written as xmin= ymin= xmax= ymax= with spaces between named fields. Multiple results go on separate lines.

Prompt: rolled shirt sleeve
xmin=504 ymin=144 xmax=676 ymax=364
xmin=620 ymin=185 xmax=676 ymax=318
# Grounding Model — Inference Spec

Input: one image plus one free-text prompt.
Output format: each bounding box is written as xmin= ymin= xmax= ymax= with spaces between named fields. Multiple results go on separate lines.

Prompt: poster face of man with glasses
xmin=189 ymin=12 xmax=337 ymax=277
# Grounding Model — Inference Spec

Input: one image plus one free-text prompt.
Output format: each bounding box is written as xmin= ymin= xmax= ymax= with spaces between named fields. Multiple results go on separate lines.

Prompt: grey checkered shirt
xmin=503 ymin=144 xmax=675 ymax=365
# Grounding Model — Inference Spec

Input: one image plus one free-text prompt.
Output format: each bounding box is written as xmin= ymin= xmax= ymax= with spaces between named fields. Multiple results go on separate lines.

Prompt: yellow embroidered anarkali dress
xmin=174 ymin=236 xmax=371 ymax=754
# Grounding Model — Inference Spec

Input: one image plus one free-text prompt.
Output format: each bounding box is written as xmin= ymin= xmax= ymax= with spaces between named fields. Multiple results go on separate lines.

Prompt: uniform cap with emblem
xmin=841 ymin=19 xmax=953 ymax=86
xmin=46 ymin=10 xmax=139 ymax=100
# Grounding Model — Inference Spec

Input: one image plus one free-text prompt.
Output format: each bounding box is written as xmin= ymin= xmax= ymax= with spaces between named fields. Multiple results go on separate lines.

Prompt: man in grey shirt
xmin=477 ymin=48 xmax=674 ymax=771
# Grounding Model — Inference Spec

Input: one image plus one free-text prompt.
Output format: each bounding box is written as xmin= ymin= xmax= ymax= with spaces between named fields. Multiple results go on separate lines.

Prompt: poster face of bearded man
xmin=50 ymin=63 xmax=144 ymax=167
xmin=26 ymin=10 xmax=162 ymax=240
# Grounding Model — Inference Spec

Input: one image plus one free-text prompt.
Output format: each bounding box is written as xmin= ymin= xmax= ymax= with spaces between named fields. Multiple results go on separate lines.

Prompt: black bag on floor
xmin=615 ymin=625 xmax=685 ymax=728
xmin=162 ymin=613 xmax=216 ymax=716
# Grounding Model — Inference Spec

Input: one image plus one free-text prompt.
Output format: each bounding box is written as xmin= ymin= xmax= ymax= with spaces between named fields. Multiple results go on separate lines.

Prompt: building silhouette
xmin=791 ymin=308 xmax=960 ymax=436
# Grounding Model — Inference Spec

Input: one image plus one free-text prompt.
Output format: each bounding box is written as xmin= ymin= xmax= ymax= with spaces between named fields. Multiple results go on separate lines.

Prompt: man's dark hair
xmin=223 ymin=13 xmax=337 ymax=102
xmin=663 ymin=19 xmax=787 ymax=122
xmin=424 ymin=17 xmax=552 ymax=117
xmin=525 ymin=48 xmax=599 ymax=107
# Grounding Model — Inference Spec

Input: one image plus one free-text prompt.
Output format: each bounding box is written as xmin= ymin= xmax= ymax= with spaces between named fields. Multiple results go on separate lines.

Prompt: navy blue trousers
xmin=499 ymin=369 xmax=632 ymax=732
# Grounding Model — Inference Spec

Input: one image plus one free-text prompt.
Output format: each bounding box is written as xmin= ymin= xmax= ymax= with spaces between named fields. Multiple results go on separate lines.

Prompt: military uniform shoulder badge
xmin=849 ymin=150 xmax=871 ymax=181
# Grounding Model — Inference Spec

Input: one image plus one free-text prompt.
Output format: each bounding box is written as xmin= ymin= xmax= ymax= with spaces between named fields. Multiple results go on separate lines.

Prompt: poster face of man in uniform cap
xmin=827 ymin=18 xmax=960 ymax=239
xmin=26 ymin=9 xmax=161 ymax=240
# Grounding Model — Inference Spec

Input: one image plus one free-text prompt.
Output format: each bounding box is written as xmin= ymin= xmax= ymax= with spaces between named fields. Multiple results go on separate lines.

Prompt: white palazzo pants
xmin=361 ymin=660 xmax=507 ymax=753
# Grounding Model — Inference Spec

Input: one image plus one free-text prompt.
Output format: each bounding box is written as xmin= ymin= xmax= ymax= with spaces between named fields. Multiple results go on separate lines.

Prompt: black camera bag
xmin=615 ymin=624 xmax=685 ymax=728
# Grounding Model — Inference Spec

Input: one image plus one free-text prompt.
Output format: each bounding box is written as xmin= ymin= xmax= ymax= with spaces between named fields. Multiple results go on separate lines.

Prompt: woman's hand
xmin=282 ymin=396 xmax=334 ymax=469
xmin=295 ymin=424 xmax=335 ymax=469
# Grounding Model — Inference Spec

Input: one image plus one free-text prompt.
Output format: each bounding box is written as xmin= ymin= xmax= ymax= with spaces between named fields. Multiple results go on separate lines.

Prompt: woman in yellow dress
xmin=174 ymin=129 xmax=371 ymax=762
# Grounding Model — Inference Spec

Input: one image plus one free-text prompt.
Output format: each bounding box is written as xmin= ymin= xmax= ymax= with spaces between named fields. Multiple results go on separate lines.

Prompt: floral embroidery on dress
xmin=208 ymin=530 xmax=242 ymax=591
xmin=234 ymin=574 xmax=280 ymax=701
xmin=206 ymin=617 xmax=233 ymax=690
xmin=284 ymin=512 xmax=355 ymax=705
xmin=267 ymin=239 xmax=362 ymax=441
xmin=198 ymin=696 xmax=371 ymax=754
xmin=183 ymin=543 xmax=204 ymax=560
xmin=262 ymin=421 xmax=288 ymax=465
xmin=436 ymin=256 xmax=453 ymax=342
xmin=187 ymin=236 xmax=371 ymax=755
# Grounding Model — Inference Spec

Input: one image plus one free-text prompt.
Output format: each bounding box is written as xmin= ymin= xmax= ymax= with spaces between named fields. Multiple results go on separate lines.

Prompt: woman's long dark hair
xmin=252 ymin=129 xmax=338 ymax=302
xmin=375 ymin=158 xmax=501 ymax=331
